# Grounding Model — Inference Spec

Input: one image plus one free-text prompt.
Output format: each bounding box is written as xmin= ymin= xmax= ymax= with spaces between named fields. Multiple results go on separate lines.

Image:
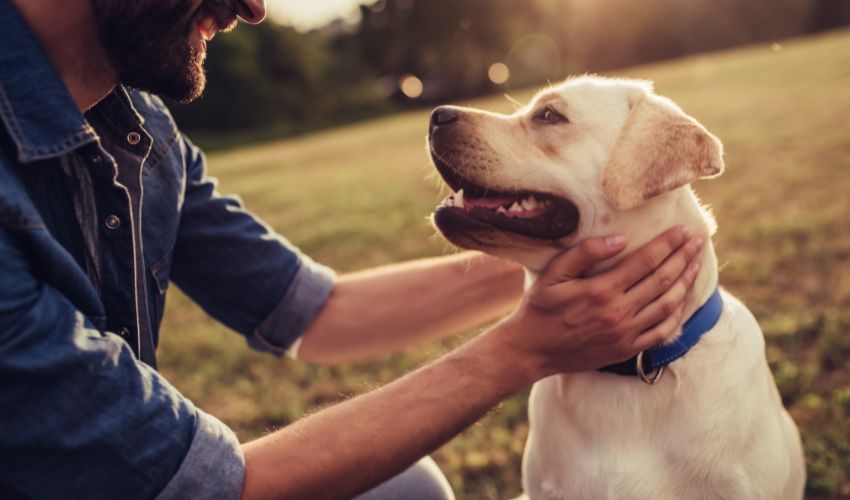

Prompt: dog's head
xmin=429 ymin=76 xmax=724 ymax=271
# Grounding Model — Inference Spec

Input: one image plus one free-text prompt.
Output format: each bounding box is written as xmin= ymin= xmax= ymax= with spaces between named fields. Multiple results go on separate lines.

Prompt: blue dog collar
xmin=599 ymin=287 xmax=724 ymax=382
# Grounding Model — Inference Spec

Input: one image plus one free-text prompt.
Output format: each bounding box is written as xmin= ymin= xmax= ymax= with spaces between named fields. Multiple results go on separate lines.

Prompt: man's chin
xmin=119 ymin=56 xmax=206 ymax=103
xmin=163 ymin=73 xmax=206 ymax=104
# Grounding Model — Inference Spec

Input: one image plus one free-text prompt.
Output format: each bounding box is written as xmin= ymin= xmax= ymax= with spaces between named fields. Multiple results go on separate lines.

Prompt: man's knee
xmin=354 ymin=456 xmax=455 ymax=500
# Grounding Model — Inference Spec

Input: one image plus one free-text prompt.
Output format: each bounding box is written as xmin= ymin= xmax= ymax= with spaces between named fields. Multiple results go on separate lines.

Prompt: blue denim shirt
xmin=0 ymin=1 xmax=335 ymax=498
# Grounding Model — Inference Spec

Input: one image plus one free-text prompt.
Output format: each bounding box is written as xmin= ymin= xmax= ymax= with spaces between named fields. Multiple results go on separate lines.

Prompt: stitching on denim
xmin=126 ymin=91 xmax=181 ymax=171
xmin=149 ymin=254 xmax=172 ymax=296
xmin=0 ymin=85 xmax=98 ymax=161
xmin=250 ymin=328 xmax=285 ymax=354
xmin=144 ymin=129 xmax=180 ymax=172
xmin=20 ymin=128 xmax=97 ymax=161
xmin=118 ymin=87 xmax=147 ymax=125
xmin=0 ymin=85 xmax=30 ymax=151
xmin=94 ymin=91 xmax=144 ymax=137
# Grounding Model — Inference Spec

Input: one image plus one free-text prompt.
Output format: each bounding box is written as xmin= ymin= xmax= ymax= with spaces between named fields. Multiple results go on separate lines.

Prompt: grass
xmin=159 ymin=29 xmax=850 ymax=498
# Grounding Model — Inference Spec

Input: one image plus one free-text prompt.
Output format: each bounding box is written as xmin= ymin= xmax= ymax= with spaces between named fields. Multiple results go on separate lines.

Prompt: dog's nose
xmin=430 ymin=106 xmax=460 ymax=135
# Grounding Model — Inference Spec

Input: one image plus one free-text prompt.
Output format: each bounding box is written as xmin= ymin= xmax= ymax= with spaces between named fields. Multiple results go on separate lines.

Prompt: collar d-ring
xmin=636 ymin=350 xmax=664 ymax=385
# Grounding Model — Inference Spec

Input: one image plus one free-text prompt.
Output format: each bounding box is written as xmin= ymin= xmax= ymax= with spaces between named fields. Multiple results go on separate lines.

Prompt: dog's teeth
xmin=456 ymin=189 xmax=464 ymax=209
xmin=496 ymin=206 xmax=507 ymax=214
xmin=509 ymin=202 xmax=523 ymax=213
xmin=521 ymin=197 xmax=537 ymax=210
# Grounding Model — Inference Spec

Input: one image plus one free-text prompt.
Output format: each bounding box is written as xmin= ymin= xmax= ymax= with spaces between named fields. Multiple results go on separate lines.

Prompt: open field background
xmin=159 ymin=30 xmax=850 ymax=498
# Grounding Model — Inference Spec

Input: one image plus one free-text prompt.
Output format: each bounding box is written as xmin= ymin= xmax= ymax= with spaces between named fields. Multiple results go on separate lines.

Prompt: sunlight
xmin=268 ymin=0 xmax=372 ymax=30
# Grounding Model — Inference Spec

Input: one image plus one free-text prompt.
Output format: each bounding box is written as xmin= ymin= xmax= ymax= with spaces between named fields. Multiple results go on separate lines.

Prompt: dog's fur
xmin=428 ymin=76 xmax=805 ymax=499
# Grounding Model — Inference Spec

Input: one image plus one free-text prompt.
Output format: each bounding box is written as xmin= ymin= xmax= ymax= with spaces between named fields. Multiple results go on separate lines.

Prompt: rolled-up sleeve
xmin=170 ymin=135 xmax=334 ymax=354
xmin=155 ymin=409 xmax=244 ymax=500
xmin=0 ymin=230 xmax=244 ymax=499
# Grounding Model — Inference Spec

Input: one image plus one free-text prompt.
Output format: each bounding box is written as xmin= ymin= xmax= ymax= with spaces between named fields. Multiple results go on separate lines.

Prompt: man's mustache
xmin=198 ymin=0 xmax=242 ymax=31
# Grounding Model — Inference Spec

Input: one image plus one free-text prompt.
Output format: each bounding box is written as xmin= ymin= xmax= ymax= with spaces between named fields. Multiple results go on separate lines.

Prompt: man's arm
xmin=170 ymin=132 xmax=524 ymax=364
xmin=0 ymin=229 xmax=244 ymax=499
xmin=297 ymin=251 xmax=524 ymax=364
xmin=243 ymin=324 xmax=530 ymax=499
xmin=242 ymin=228 xmax=703 ymax=499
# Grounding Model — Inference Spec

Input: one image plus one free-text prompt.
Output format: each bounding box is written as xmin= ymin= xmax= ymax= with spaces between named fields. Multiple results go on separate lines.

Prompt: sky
xmin=267 ymin=0 xmax=372 ymax=30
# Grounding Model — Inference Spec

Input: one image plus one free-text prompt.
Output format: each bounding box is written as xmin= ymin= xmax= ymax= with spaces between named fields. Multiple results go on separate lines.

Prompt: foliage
xmin=349 ymin=0 xmax=544 ymax=99
xmin=171 ymin=0 xmax=850 ymax=143
xmin=160 ymin=30 xmax=850 ymax=498
xmin=170 ymin=22 xmax=392 ymax=135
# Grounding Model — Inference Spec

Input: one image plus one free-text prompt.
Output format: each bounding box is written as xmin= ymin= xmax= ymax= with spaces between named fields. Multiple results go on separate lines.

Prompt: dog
xmin=427 ymin=76 xmax=805 ymax=499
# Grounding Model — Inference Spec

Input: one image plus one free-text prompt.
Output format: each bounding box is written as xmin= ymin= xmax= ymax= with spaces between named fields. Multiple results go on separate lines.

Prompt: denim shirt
xmin=0 ymin=1 xmax=335 ymax=498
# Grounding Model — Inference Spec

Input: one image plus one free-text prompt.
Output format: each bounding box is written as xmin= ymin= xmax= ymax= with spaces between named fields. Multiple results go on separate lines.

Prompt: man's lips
xmin=197 ymin=17 xmax=217 ymax=41
xmin=194 ymin=0 xmax=240 ymax=42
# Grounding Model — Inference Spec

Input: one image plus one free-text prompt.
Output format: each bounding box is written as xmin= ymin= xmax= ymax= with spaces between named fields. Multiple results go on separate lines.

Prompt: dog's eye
xmin=534 ymin=106 xmax=568 ymax=125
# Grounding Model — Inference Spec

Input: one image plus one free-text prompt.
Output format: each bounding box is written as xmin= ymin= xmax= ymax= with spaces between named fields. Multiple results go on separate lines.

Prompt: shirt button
xmin=105 ymin=215 xmax=121 ymax=230
xmin=90 ymin=155 xmax=102 ymax=165
xmin=118 ymin=327 xmax=131 ymax=337
xmin=127 ymin=131 xmax=142 ymax=145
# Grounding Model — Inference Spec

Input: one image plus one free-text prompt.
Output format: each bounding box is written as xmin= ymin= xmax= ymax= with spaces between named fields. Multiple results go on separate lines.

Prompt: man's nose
xmin=236 ymin=0 xmax=266 ymax=24
xmin=430 ymin=106 xmax=460 ymax=135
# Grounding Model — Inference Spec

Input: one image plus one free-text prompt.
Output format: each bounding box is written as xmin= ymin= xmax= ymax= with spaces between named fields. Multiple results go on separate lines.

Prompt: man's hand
xmin=241 ymin=227 xmax=704 ymax=499
xmin=491 ymin=226 xmax=704 ymax=378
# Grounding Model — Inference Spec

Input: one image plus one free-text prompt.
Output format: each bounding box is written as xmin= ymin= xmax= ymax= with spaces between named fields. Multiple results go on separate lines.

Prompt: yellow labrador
xmin=427 ymin=76 xmax=805 ymax=499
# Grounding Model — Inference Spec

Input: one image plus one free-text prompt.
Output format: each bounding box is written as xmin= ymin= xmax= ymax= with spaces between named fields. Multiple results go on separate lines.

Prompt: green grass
xmin=159 ymin=30 xmax=850 ymax=499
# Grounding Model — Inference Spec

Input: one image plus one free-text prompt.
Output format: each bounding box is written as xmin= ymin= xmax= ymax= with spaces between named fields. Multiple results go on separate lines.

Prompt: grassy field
xmin=159 ymin=30 xmax=850 ymax=498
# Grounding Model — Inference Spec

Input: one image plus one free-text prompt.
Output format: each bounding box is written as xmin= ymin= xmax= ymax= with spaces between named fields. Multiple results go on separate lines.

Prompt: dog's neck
xmin=528 ymin=187 xmax=719 ymax=342
xmin=600 ymin=187 xmax=718 ymax=334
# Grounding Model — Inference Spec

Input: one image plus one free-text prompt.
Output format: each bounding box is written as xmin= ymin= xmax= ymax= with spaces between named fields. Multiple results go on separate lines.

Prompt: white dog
xmin=427 ymin=76 xmax=805 ymax=499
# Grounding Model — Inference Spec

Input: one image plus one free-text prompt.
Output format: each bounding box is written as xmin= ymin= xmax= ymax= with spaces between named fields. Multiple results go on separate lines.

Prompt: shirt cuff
xmin=248 ymin=254 xmax=335 ymax=357
xmin=155 ymin=409 xmax=245 ymax=500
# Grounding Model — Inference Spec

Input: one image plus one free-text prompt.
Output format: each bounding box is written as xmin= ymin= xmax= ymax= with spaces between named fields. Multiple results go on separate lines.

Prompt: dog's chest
xmin=521 ymin=296 xmax=796 ymax=499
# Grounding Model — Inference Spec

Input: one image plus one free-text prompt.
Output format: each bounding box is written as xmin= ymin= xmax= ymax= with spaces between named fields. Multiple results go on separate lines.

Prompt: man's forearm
xmin=243 ymin=230 xmax=703 ymax=499
xmin=241 ymin=326 xmax=535 ymax=499
xmin=298 ymin=252 xmax=524 ymax=364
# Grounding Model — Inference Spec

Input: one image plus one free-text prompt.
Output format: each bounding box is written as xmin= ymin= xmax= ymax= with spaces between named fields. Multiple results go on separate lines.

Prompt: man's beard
xmin=89 ymin=1 xmax=233 ymax=103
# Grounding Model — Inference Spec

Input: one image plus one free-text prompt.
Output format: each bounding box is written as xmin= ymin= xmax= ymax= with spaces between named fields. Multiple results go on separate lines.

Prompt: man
xmin=0 ymin=0 xmax=703 ymax=498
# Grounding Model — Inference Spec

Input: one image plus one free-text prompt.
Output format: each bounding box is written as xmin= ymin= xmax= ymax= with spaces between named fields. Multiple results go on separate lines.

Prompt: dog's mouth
xmin=431 ymin=154 xmax=580 ymax=240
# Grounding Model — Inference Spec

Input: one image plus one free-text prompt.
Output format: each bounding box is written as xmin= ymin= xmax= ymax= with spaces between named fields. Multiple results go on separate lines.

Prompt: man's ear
xmin=602 ymin=93 xmax=724 ymax=210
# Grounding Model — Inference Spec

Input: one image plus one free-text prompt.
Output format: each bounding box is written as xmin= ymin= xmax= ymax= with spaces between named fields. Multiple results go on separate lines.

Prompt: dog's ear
xmin=602 ymin=92 xmax=724 ymax=210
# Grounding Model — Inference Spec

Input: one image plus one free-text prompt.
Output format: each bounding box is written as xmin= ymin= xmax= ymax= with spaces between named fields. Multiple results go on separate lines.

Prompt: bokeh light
xmin=400 ymin=74 xmax=424 ymax=98
xmin=488 ymin=63 xmax=510 ymax=84
xmin=506 ymin=33 xmax=561 ymax=86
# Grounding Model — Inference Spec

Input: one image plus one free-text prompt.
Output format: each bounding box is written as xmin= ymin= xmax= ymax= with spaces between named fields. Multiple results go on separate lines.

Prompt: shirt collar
xmin=0 ymin=0 xmax=97 ymax=163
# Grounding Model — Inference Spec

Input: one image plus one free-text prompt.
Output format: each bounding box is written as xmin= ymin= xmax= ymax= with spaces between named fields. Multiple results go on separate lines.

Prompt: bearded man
xmin=0 ymin=0 xmax=703 ymax=498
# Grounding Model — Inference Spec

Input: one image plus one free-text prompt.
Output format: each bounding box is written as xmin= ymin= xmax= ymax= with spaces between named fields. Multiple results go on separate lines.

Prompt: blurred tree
xmin=171 ymin=21 xmax=388 ymax=135
xmin=809 ymin=0 xmax=850 ymax=31
xmin=170 ymin=0 xmax=850 ymax=139
xmin=345 ymin=0 xmax=544 ymax=102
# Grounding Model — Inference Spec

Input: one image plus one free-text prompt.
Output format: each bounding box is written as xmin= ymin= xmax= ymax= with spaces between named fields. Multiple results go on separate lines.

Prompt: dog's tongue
xmin=465 ymin=196 xmax=515 ymax=209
